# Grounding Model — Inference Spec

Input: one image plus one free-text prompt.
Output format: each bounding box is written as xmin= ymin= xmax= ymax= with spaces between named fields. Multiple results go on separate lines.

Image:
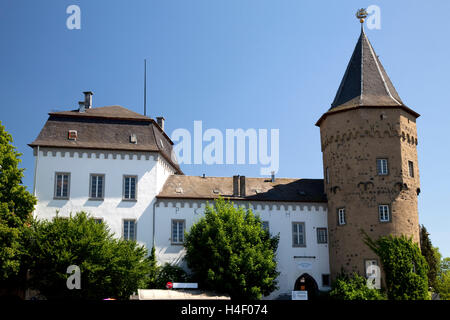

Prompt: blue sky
xmin=0 ymin=0 xmax=449 ymax=257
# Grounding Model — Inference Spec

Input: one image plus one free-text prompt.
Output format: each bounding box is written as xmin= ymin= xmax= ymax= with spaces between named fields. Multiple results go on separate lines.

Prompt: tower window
xmin=292 ymin=222 xmax=306 ymax=247
xmin=317 ymin=228 xmax=328 ymax=244
xmin=326 ymin=167 xmax=330 ymax=184
xmin=408 ymin=161 xmax=414 ymax=177
xmin=376 ymin=158 xmax=389 ymax=175
xmin=378 ymin=205 xmax=390 ymax=222
xmin=337 ymin=208 xmax=346 ymax=225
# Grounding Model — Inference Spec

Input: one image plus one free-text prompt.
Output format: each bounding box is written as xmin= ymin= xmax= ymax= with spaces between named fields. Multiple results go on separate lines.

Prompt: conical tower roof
xmin=316 ymin=26 xmax=419 ymax=126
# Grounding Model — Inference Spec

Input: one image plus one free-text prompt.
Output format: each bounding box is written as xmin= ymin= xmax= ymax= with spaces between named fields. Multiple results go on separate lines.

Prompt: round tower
xmin=316 ymin=22 xmax=421 ymax=281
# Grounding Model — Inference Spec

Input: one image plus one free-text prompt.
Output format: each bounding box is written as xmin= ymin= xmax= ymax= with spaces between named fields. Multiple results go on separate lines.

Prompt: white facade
xmin=33 ymin=147 xmax=174 ymax=247
xmin=154 ymin=199 xmax=330 ymax=299
xmin=33 ymin=146 xmax=330 ymax=299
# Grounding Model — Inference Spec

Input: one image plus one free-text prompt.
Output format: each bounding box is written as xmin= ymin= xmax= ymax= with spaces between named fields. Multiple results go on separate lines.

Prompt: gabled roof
xmin=29 ymin=106 xmax=182 ymax=174
xmin=157 ymin=175 xmax=327 ymax=203
xmin=316 ymin=27 xmax=419 ymax=126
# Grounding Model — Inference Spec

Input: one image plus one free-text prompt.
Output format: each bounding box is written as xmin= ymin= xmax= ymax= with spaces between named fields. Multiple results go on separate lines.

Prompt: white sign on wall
xmin=292 ymin=290 xmax=308 ymax=300
xmin=297 ymin=262 xmax=312 ymax=270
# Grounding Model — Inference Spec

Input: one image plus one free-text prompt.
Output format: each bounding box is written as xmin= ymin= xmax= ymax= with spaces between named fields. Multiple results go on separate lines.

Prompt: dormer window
xmin=68 ymin=130 xmax=77 ymax=141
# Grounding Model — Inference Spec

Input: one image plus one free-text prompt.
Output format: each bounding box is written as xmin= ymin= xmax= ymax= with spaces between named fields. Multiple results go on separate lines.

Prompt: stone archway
xmin=294 ymin=273 xmax=319 ymax=300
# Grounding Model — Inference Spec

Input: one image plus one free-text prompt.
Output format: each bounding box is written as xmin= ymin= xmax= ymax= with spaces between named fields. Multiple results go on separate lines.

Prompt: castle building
xmin=29 ymin=24 xmax=420 ymax=299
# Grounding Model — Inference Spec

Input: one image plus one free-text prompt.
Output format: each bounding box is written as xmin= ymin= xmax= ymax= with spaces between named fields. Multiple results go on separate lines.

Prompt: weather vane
xmin=355 ymin=8 xmax=368 ymax=24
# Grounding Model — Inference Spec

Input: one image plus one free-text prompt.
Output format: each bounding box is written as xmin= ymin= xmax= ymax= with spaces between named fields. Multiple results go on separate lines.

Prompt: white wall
xmin=33 ymin=148 xmax=174 ymax=248
xmin=154 ymin=199 xmax=330 ymax=299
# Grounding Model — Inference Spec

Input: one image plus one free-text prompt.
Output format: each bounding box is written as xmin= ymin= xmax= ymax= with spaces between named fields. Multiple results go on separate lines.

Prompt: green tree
xmin=0 ymin=121 xmax=36 ymax=282
xmin=329 ymin=273 xmax=386 ymax=300
xmin=24 ymin=212 xmax=150 ymax=300
xmin=364 ymin=233 xmax=429 ymax=300
xmin=184 ymin=197 xmax=279 ymax=299
xmin=435 ymin=256 xmax=450 ymax=300
xmin=420 ymin=225 xmax=439 ymax=291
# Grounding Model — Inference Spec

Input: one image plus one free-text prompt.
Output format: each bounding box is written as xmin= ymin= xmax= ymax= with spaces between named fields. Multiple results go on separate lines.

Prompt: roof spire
xmin=356 ymin=8 xmax=367 ymax=33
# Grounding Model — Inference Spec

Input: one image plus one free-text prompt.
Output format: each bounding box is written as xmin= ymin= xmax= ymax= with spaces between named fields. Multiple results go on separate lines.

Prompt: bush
xmin=329 ymin=273 xmax=386 ymax=300
xmin=153 ymin=263 xmax=190 ymax=289
xmin=364 ymin=233 xmax=429 ymax=300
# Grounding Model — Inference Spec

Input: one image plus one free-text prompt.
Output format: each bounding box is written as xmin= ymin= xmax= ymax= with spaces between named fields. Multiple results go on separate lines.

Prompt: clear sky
xmin=0 ymin=0 xmax=449 ymax=257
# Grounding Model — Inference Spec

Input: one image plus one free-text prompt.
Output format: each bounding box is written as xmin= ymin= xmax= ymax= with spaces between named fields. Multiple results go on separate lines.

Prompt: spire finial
xmin=356 ymin=8 xmax=368 ymax=24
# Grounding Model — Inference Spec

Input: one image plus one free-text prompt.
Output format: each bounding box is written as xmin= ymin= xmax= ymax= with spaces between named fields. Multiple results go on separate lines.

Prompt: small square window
xmin=317 ymin=228 xmax=328 ymax=244
xmin=172 ymin=220 xmax=185 ymax=245
xmin=123 ymin=219 xmax=136 ymax=241
xmin=68 ymin=130 xmax=77 ymax=140
xmin=54 ymin=172 xmax=70 ymax=199
xmin=378 ymin=205 xmax=390 ymax=222
xmin=377 ymin=158 xmax=388 ymax=175
xmin=337 ymin=208 xmax=346 ymax=225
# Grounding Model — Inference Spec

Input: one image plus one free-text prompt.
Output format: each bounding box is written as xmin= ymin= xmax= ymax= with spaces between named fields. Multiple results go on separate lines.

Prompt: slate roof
xmin=29 ymin=106 xmax=182 ymax=174
xmin=157 ymin=175 xmax=327 ymax=203
xmin=316 ymin=27 xmax=419 ymax=126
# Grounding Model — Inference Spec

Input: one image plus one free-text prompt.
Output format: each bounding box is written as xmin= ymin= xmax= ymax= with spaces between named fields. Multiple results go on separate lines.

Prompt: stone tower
xmin=316 ymin=26 xmax=421 ymax=280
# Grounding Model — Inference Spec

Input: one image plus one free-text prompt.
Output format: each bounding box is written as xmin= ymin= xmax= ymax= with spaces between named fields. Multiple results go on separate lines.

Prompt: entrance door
xmin=294 ymin=273 xmax=319 ymax=299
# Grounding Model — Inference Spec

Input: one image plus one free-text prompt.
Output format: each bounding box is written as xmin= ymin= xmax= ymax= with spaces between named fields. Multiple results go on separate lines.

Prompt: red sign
xmin=166 ymin=282 xmax=173 ymax=289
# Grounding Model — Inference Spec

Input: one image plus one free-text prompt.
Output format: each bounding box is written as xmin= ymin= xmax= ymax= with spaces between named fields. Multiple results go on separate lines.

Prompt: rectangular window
xmin=93 ymin=218 xmax=103 ymax=224
xmin=317 ymin=228 xmax=328 ymax=244
xmin=90 ymin=174 xmax=105 ymax=199
xmin=326 ymin=167 xmax=330 ymax=184
xmin=123 ymin=175 xmax=137 ymax=200
xmin=123 ymin=219 xmax=136 ymax=241
xmin=54 ymin=172 xmax=70 ymax=199
xmin=376 ymin=158 xmax=388 ymax=175
xmin=171 ymin=220 xmax=185 ymax=245
xmin=292 ymin=222 xmax=306 ymax=247
xmin=378 ymin=205 xmax=390 ymax=222
xmin=408 ymin=161 xmax=414 ymax=177
xmin=337 ymin=208 xmax=346 ymax=225
xmin=322 ymin=274 xmax=330 ymax=287
xmin=262 ymin=221 xmax=269 ymax=233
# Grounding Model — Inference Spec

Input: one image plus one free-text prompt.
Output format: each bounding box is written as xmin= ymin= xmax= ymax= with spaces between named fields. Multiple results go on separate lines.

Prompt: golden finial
xmin=355 ymin=8 xmax=368 ymax=24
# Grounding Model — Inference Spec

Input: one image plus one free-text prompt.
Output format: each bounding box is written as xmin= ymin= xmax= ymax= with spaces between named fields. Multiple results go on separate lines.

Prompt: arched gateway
xmin=294 ymin=273 xmax=319 ymax=299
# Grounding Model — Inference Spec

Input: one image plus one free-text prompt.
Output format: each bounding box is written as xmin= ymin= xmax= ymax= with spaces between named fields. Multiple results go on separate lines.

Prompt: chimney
xmin=156 ymin=117 xmax=165 ymax=131
xmin=83 ymin=91 xmax=93 ymax=109
xmin=232 ymin=175 xmax=240 ymax=197
xmin=271 ymin=171 xmax=276 ymax=183
xmin=78 ymin=101 xmax=85 ymax=113
xmin=240 ymin=176 xmax=246 ymax=197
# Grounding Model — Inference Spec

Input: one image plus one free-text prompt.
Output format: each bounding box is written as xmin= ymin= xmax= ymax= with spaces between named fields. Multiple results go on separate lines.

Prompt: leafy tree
xmin=184 ymin=197 xmax=279 ymax=299
xmin=0 ymin=121 xmax=36 ymax=282
xmin=420 ymin=225 xmax=439 ymax=291
xmin=435 ymin=256 xmax=450 ymax=300
xmin=364 ymin=233 xmax=429 ymax=300
xmin=329 ymin=273 xmax=386 ymax=300
xmin=23 ymin=212 xmax=150 ymax=300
